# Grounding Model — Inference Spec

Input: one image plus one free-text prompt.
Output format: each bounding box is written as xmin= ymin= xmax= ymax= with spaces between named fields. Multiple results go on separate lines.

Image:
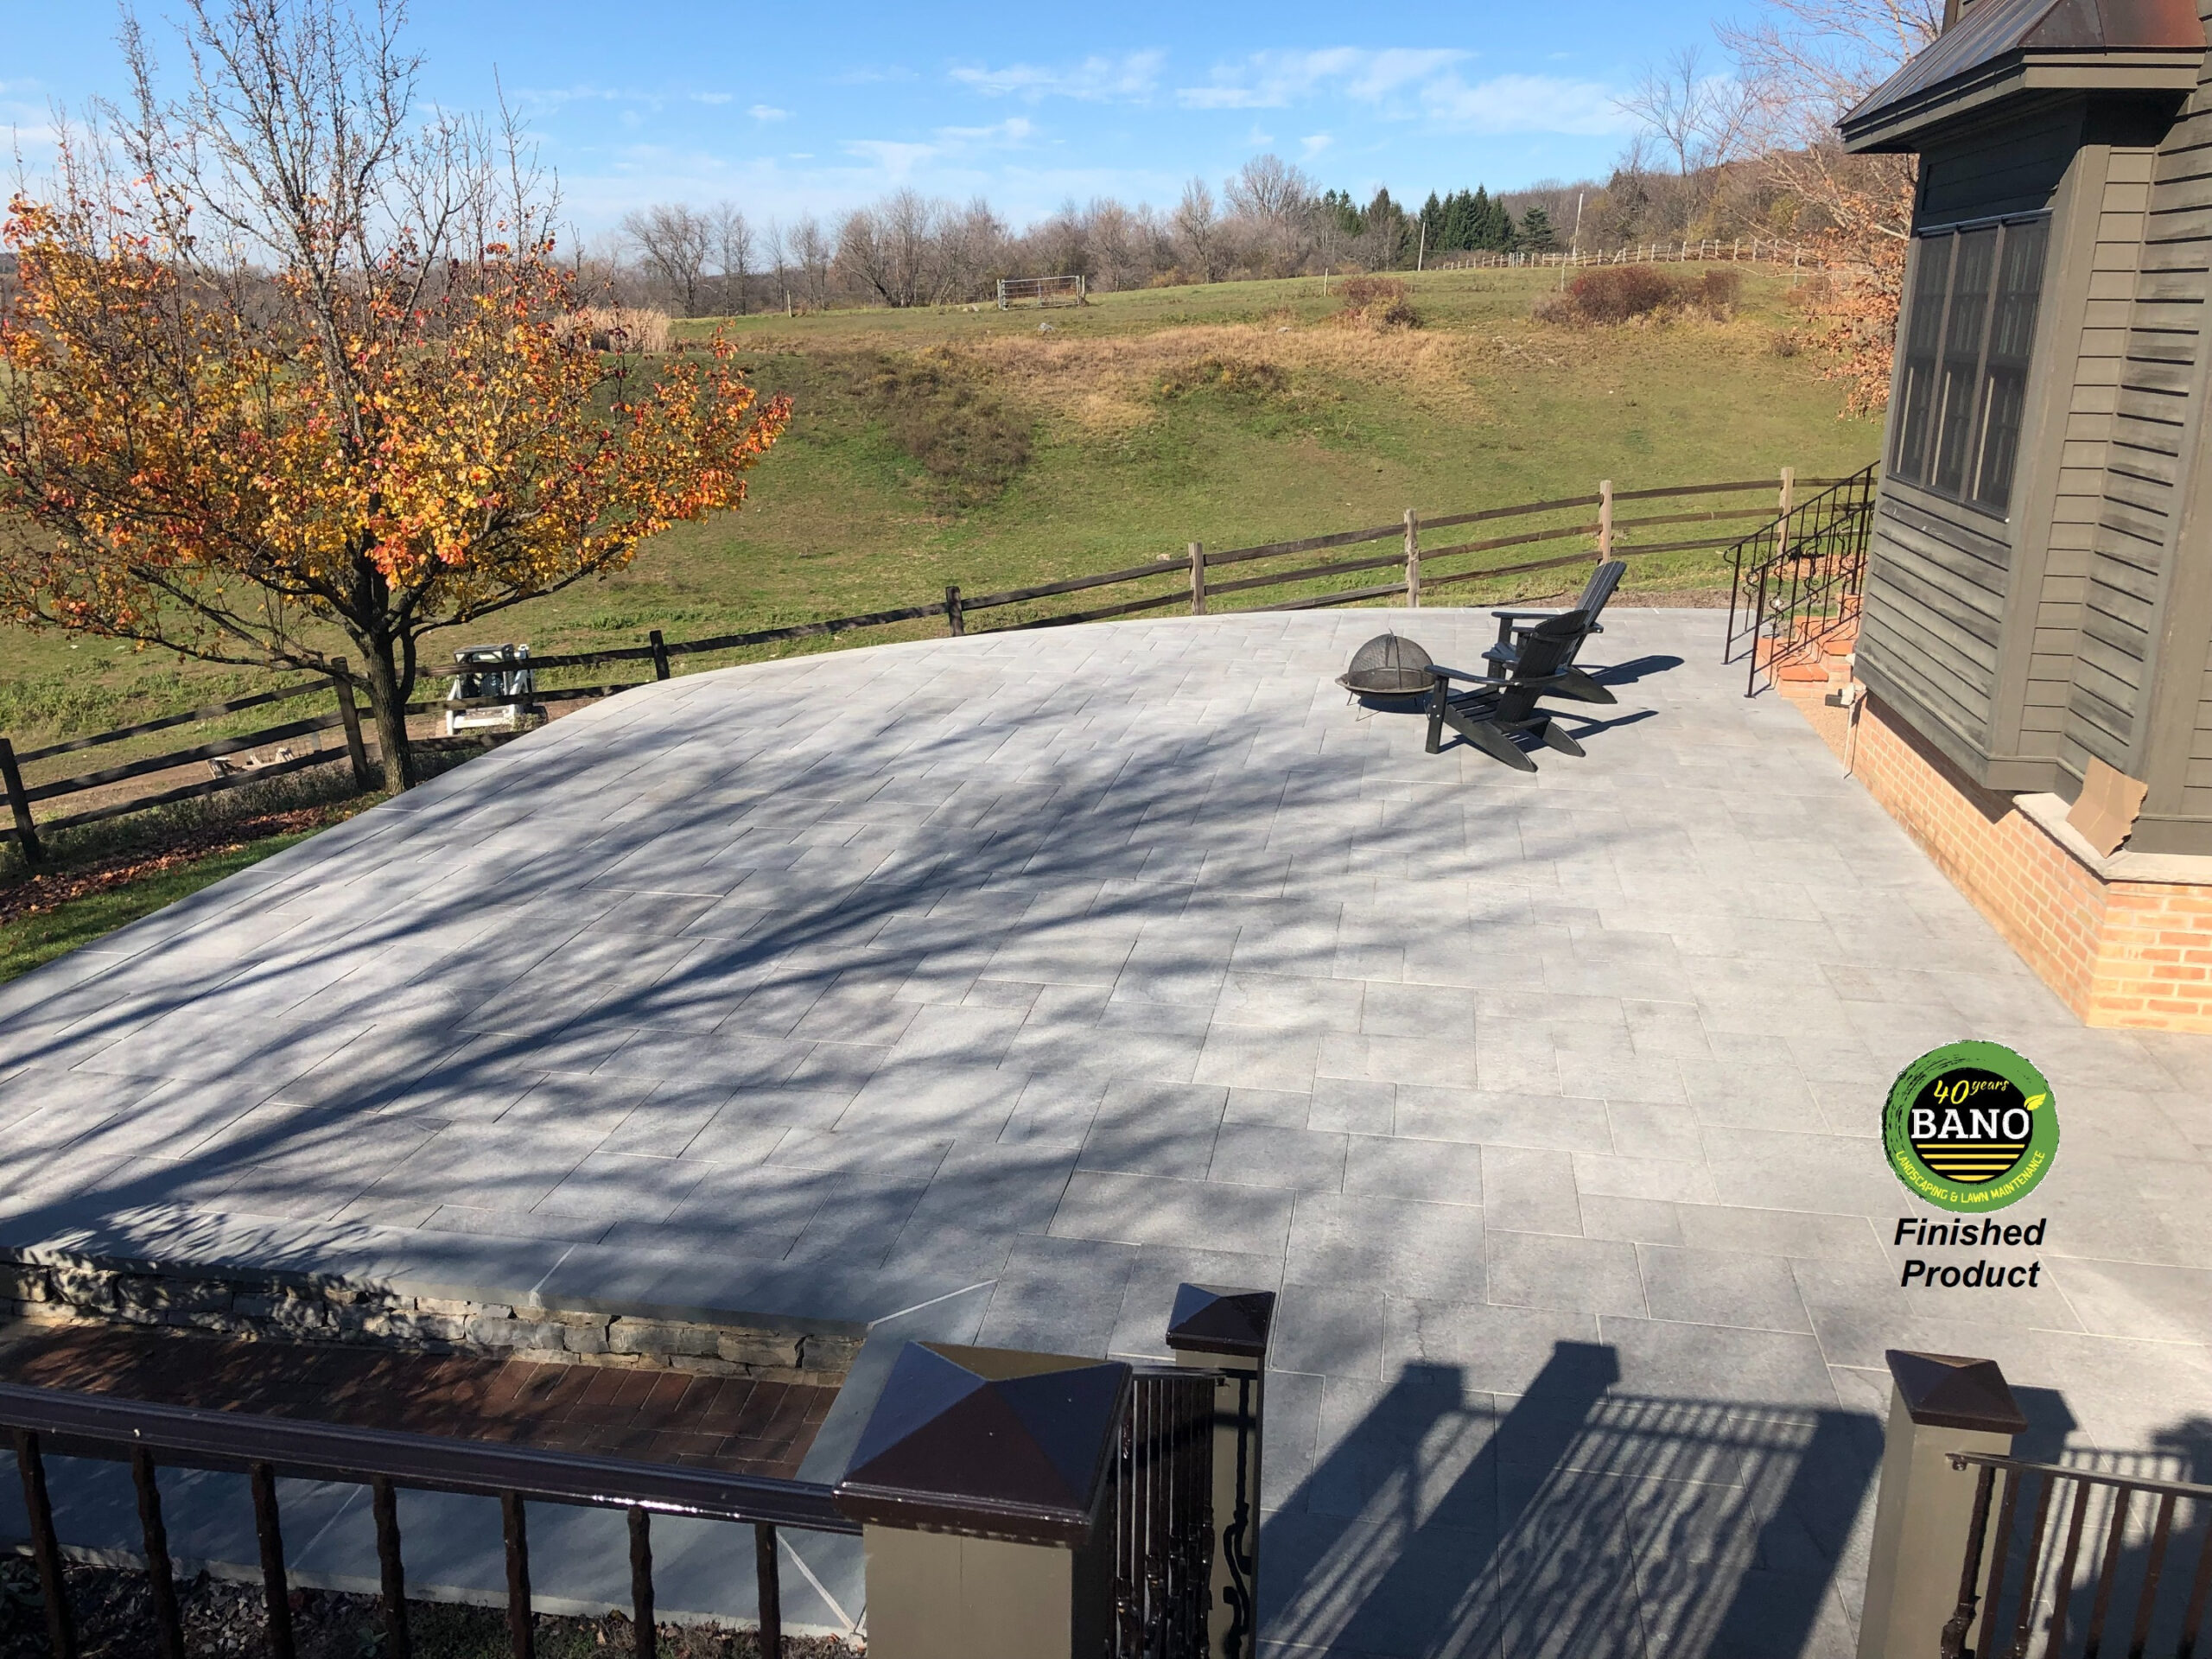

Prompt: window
xmin=1890 ymin=217 xmax=2050 ymax=515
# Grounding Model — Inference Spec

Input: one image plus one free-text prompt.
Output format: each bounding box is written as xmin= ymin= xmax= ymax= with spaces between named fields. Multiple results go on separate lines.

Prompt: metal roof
xmin=1840 ymin=0 xmax=2203 ymax=150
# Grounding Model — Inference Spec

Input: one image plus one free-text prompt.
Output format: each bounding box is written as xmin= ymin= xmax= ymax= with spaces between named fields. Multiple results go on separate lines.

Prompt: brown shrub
xmin=1695 ymin=267 xmax=1743 ymax=313
xmin=1566 ymin=265 xmax=1676 ymax=322
xmin=1337 ymin=276 xmax=1421 ymax=329
xmin=559 ymin=305 xmax=671 ymax=353
xmin=1537 ymin=264 xmax=1741 ymax=327
xmin=1770 ymin=329 xmax=1802 ymax=358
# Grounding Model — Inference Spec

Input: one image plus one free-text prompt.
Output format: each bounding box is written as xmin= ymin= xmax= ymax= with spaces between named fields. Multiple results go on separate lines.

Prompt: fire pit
xmin=1337 ymin=632 xmax=1436 ymax=699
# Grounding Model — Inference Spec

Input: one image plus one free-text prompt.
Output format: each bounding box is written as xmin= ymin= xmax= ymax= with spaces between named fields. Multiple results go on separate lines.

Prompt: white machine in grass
xmin=444 ymin=645 xmax=543 ymax=735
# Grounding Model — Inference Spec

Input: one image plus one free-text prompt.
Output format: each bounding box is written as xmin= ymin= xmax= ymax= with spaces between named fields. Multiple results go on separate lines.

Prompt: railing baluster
xmin=629 ymin=1506 xmax=654 ymax=1656
xmin=754 ymin=1522 xmax=781 ymax=1658
xmin=250 ymin=1461 xmax=296 ymax=1659
xmin=2127 ymin=1491 xmax=2177 ymax=1659
xmin=1980 ymin=1466 xmax=2023 ymax=1659
xmin=2044 ymin=1478 xmax=2094 ymax=1659
xmin=2004 ymin=1471 xmax=2057 ymax=1659
xmin=1941 ymin=1461 xmax=1998 ymax=1659
xmin=2179 ymin=1505 xmax=2212 ymax=1659
xmin=131 ymin=1449 xmax=185 ymax=1659
xmin=13 ymin=1429 xmax=76 ymax=1659
xmin=502 ymin=1491 xmax=535 ymax=1659
xmin=2082 ymin=1485 xmax=2133 ymax=1657
xmin=372 ymin=1474 xmax=411 ymax=1659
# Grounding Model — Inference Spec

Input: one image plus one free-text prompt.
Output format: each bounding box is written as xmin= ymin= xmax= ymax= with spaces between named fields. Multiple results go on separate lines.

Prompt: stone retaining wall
xmin=0 ymin=1251 xmax=858 ymax=1388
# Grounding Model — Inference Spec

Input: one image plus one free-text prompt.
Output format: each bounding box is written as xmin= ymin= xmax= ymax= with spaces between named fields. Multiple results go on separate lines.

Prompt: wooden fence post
xmin=648 ymin=629 xmax=671 ymax=681
xmin=328 ymin=658 xmax=372 ymax=792
xmin=1598 ymin=480 xmax=1614 ymax=558
xmin=1777 ymin=467 xmax=1796 ymax=565
xmin=1189 ymin=542 xmax=1207 ymax=616
xmin=0 ymin=736 xmax=43 ymax=867
xmin=944 ymin=585 xmax=965 ymax=637
xmin=1403 ymin=509 xmax=1421 ymax=607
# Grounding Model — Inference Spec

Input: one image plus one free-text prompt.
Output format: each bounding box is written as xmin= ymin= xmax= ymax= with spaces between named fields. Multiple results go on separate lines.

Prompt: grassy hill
xmin=0 ymin=264 xmax=1879 ymax=748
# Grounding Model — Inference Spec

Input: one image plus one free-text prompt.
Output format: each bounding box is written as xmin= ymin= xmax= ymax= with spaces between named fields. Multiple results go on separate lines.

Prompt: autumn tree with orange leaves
xmin=0 ymin=0 xmax=788 ymax=790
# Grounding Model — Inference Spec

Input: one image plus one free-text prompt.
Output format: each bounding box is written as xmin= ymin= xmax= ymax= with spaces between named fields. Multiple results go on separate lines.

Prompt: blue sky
xmin=3 ymin=2 xmax=1725 ymax=235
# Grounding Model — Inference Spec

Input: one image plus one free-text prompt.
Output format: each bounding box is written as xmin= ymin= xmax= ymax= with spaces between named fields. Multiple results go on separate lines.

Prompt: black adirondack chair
xmin=1425 ymin=608 xmax=1618 ymax=771
xmin=1484 ymin=559 xmax=1628 ymax=680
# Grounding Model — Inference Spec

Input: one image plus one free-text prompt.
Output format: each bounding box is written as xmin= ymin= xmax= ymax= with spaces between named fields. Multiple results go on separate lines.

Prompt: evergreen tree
xmin=1320 ymin=188 xmax=1364 ymax=236
xmin=1516 ymin=205 xmax=1557 ymax=251
xmin=1439 ymin=190 xmax=1468 ymax=252
xmin=1368 ymin=188 xmax=1413 ymax=268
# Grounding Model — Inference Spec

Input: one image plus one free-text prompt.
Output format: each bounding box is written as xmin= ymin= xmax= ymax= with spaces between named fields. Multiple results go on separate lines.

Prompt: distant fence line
xmin=1 ymin=471 xmax=1831 ymax=859
xmin=1423 ymin=237 xmax=1815 ymax=274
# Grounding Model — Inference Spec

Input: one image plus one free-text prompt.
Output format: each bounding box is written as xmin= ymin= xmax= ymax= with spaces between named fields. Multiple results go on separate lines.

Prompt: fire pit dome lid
xmin=1338 ymin=632 xmax=1436 ymax=696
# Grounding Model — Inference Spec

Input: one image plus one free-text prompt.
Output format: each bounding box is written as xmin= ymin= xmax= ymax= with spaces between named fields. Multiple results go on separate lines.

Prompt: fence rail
xmin=1423 ymin=237 xmax=1815 ymax=273
xmin=1942 ymin=1451 xmax=2212 ymax=1659
xmin=0 ymin=1379 xmax=850 ymax=1659
xmin=3 ymin=470 xmax=1844 ymax=861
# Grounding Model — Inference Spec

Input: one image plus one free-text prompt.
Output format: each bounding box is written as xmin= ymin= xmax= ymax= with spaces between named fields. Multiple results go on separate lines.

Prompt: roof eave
xmin=1841 ymin=50 xmax=2202 ymax=150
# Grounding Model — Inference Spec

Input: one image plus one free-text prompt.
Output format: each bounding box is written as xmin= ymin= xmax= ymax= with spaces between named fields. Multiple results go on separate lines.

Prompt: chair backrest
xmin=1578 ymin=560 xmax=1627 ymax=620
xmin=1510 ymin=609 xmax=1593 ymax=683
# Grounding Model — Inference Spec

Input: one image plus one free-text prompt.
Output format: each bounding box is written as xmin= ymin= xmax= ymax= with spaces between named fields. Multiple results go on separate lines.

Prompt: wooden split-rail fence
xmin=1 ymin=471 xmax=1838 ymax=862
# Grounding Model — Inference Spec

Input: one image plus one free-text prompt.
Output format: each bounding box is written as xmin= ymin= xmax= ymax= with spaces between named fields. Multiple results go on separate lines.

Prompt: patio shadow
xmin=1259 ymin=1341 xmax=1882 ymax=1659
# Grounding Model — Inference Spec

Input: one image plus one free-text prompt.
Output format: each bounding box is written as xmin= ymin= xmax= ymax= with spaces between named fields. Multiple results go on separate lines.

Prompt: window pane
xmin=1974 ymin=219 xmax=2049 ymax=511
xmin=1893 ymin=234 xmax=1954 ymax=484
xmin=1932 ymin=227 xmax=1997 ymax=494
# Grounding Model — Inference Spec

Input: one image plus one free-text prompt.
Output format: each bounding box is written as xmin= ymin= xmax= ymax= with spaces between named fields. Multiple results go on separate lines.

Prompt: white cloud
xmin=1419 ymin=73 xmax=1634 ymax=135
xmin=749 ymin=104 xmax=790 ymax=121
xmin=1172 ymin=49 xmax=1630 ymax=138
xmin=691 ymin=92 xmax=734 ymax=106
xmin=950 ymin=50 xmax=1165 ymax=103
xmin=937 ymin=117 xmax=1037 ymax=146
xmin=1177 ymin=48 xmax=1469 ymax=111
xmin=844 ymin=138 xmax=937 ymax=179
xmin=1300 ymin=132 xmax=1333 ymax=157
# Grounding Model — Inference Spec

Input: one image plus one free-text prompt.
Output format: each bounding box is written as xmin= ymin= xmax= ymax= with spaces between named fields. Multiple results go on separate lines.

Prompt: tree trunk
xmin=360 ymin=639 xmax=416 ymax=792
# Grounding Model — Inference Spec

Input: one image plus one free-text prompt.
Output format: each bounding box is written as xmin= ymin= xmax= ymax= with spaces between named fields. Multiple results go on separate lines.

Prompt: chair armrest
xmin=1426 ymin=664 xmax=1495 ymax=685
xmin=1480 ymin=643 xmax=1520 ymax=666
xmin=1490 ymin=607 xmax=1564 ymax=624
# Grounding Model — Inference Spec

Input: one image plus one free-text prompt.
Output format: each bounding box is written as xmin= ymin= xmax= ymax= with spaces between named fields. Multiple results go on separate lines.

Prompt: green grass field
xmin=0 ymin=264 xmax=1879 ymax=754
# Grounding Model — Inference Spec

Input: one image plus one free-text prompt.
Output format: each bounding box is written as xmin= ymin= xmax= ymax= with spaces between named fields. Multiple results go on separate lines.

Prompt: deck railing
xmin=1721 ymin=462 xmax=1879 ymax=696
xmin=1 ymin=1379 xmax=851 ymax=1658
xmin=1942 ymin=1451 xmax=2212 ymax=1659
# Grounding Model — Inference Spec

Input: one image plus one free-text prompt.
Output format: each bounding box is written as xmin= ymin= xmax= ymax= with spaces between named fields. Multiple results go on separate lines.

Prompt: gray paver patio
xmin=4 ymin=608 xmax=2212 ymax=1656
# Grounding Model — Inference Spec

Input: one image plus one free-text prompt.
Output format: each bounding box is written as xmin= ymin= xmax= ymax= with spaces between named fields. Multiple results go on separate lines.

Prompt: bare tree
xmin=621 ymin=202 xmax=712 ymax=315
xmin=1225 ymin=154 xmax=1316 ymax=275
xmin=1618 ymin=48 xmax=1758 ymax=175
xmin=789 ymin=213 xmax=832 ymax=310
xmin=709 ymin=201 xmax=753 ymax=315
xmin=1174 ymin=177 xmax=1223 ymax=282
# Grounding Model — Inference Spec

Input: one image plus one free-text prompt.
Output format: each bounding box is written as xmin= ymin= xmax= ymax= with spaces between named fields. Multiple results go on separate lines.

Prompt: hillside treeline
xmin=604 ymin=144 xmax=1868 ymax=317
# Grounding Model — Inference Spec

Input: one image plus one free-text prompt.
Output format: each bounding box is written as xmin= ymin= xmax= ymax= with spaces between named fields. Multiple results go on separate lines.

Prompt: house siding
xmin=2027 ymin=148 xmax=2157 ymax=758
xmin=2067 ymin=45 xmax=2212 ymax=792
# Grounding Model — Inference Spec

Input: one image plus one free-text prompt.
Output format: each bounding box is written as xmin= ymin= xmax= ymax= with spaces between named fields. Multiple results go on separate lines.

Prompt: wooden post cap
xmin=834 ymin=1343 xmax=1129 ymax=1547
xmin=1885 ymin=1350 xmax=2029 ymax=1434
xmin=1164 ymin=1284 xmax=1277 ymax=1360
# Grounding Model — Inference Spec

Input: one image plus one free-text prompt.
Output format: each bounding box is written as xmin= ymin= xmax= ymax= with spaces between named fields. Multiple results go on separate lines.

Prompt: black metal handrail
xmin=1942 ymin=1451 xmax=2212 ymax=1659
xmin=1 ymin=1379 xmax=855 ymax=1659
xmin=1721 ymin=462 xmax=1879 ymax=696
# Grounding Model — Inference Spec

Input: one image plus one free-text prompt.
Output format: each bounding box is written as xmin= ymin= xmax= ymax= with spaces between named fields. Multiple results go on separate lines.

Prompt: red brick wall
xmin=1843 ymin=696 xmax=2212 ymax=1032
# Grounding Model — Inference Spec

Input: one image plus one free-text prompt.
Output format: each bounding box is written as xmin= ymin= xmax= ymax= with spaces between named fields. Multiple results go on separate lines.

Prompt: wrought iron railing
xmin=0 ymin=1379 xmax=856 ymax=1659
xmin=1722 ymin=461 xmax=1879 ymax=696
xmin=1942 ymin=1452 xmax=2212 ymax=1659
xmin=1111 ymin=1369 xmax=1219 ymax=1659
